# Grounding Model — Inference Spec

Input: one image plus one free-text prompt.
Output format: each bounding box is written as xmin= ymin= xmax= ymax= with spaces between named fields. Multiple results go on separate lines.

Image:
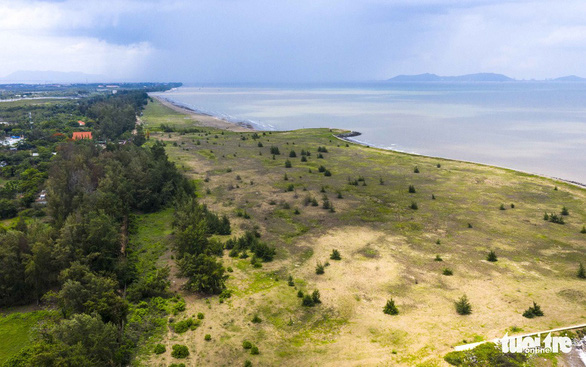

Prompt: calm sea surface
xmin=153 ymin=82 xmax=586 ymax=184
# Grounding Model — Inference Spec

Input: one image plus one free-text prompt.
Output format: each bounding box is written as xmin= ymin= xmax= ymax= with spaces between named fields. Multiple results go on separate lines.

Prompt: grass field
xmin=141 ymin=98 xmax=586 ymax=366
xmin=0 ymin=311 xmax=55 ymax=364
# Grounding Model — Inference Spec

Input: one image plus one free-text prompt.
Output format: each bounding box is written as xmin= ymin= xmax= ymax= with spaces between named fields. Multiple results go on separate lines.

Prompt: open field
xmin=0 ymin=311 xmax=55 ymax=364
xmin=146 ymin=99 xmax=585 ymax=366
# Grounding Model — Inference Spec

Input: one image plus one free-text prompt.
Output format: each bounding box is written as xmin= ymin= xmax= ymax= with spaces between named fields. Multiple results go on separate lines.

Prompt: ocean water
xmin=153 ymin=82 xmax=586 ymax=184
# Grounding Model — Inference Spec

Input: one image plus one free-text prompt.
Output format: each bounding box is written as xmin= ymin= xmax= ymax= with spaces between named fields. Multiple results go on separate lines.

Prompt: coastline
xmin=151 ymin=95 xmax=256 ymax=132
xmin=152 ymin=95 xmax=586 ymax=189
xmin=334 ymin=132 xmax=586 ymax=189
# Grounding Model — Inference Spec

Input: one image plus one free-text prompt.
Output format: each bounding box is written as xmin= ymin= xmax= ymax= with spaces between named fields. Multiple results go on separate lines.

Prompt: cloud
xmin=2 ymin=0 xmax=586 ymax=81
xmin=0 ymin=0 xmax=160 ymax=80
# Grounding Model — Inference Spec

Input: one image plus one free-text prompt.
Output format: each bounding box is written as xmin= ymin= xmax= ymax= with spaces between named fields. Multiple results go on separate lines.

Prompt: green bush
xmin=434 ymin=255 xmax=443 ymax=261
xmin=270 ymin=146 xmax=280 ymax=155
xmin=252 ymin=315 xmax=262 ymax=323
xmin=330 ymin=249 xmax=341 ymax=260
xmin=197 ymin=312 xmax=204 ymax=319
xmin=244 ymin=361 xmax=252 ymax=367
xmin=315 ymin=262 xmax=325 ymax=274
xmin=581 ymin=225 xmax=586 ymax=234
xmin=154 ymin=344 xmax=166 ymax=354
xmin=561 ymin=206 xmax=569 ymax=215
xmin=171 ymin=344 xmax=189 ymax=359
xmin=414 ymin=166 xmax=419 ymax=173
xmin=289 ymin=150 xmax=297 ymax=157
xmin=408 ymin=185 xmax=416 ymax=193
xmin=410 ymin=202 xmax=418 ymax=210
xmin=522 ymin=301 xmax=544 ymax=318
xmin=442 ymin=268 xmax=453 ymax=276
xmin=204 ymin=334 xmax=211 ymax=341
xmin=383 ymin=299 xmax=399 ymax=315
xmin=243 ymin=340 xmax=253 ymax=349
xmin=302 ymin=294 xmax=315 ymax=307
xmin=455 ymin=295 xmax=472 ymax=315
xmin=499 ymin=204 xmax=506 ymax=210
xmin=250 ymin=346 xmax=260 ymax=355
xmin=578 ymin=262 xmax=586 ymax=279
xmin=311 ymin=290 xmax=321 ymax=304
xmin=486 ymin=250 xmax=498 ymax=262
xmin=285 ymin=159 xmax=292 ymax=168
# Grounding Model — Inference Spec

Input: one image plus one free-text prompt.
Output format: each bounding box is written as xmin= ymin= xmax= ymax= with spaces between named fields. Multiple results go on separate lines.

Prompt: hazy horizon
xmin=3 ymin=1 xmax=586 ymax=83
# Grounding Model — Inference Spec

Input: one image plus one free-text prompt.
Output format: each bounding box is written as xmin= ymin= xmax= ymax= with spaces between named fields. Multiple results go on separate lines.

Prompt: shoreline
xmin=152 ymin=95 xmax=586 ymax=189
xmin=334 ymin=132 xmax=586 ymax=189
xmin=151 ymin=95 xmax=256 ymax=132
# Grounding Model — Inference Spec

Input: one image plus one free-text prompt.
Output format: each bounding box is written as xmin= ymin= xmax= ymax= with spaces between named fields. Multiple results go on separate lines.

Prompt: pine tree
xmin=330 ymin=249 xmax=341 ymax=260
xmin=455 ymin=295 xmax=472 ymax=315
xmin=487 ymin=250 xmax=498 ymax=262
xmin=383 ymin=298 xmax=399 ymax=315
xmin=578 ymin=262 xmax=586 ymax=279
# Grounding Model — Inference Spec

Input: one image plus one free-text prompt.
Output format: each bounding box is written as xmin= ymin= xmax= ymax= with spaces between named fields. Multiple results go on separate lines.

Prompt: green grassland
xmin=0 ymin=311 xmax=55 ymax=364
xmin=143 ymin=99 xmax=586 ymax=366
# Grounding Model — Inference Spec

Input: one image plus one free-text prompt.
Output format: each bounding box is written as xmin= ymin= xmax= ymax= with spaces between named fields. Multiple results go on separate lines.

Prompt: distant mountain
xmin=388 ymin=73 xmax=515 ymax=82
xmin=552 ymin=75 xmax=586 ymax=82
xmin=1 ymin=70 xmax=105 ymax=83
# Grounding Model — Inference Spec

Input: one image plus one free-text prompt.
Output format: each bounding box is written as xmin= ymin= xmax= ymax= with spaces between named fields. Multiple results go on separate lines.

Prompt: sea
xmin=152 ymin=82 xmax=586 ymax=184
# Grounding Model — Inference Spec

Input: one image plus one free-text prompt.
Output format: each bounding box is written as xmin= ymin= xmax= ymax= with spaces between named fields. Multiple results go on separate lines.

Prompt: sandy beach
xmin=151 ymin=95 xmax=255 ymax=132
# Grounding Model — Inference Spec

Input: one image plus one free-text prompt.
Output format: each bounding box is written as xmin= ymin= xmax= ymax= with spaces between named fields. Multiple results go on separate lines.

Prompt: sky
xmin=1 ymin=0 xmax=586 ymax=82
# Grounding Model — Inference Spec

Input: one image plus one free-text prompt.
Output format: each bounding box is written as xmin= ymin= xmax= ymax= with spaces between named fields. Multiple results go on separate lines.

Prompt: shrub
xmin=171 ymin=344 xmax=190 ymax=358
xmin=318 ymin=165 xmax=326 ymax=172
xmin=285 ymin=159 xmax=292 ymax=168
xmin=324 ymin=169 xmax=332 ymax=176
xmin=252 ymin=315 xmax=262 ymax=323
xmin=522 ymin=301 xmax=544 ymax=318
xmin=250 ymin=346 xmax=260 ymax=355
xmin=287 ymin=184 xmax=294 ymax=192
xmin=205 ymin=334 xmax=212 ymax=341
xmin=297 ymin=290 xmax=304 ymax=298
xmin=197 ymin=312 xmax=204 ymax=319
xmin=561 ymin=206 xmax=569 ymax=216
xmin=379 ymin=177 xmax=384 ymax=185
xmin=270 ymin=146 xmax=280 ymax=155
xmin=294 ymin=208 xmax=300 ymax=215
xmin=414 ymin=166 xmax=420 ymax=173
xmin=499 ymin=204 xmax=506 ymax=210
xmin=383 ymin=298 xmax=399 ymax=315
xmin=437 ymin=163 xmax=441 ymax=168
xmin=408 ymin=185 xmax=416 ymax=193
xmin=288 ymin=275 xmax=295 ymax=286
xmin=410 ymin=202 xmax=418 ymax=210
xmin=455 ymin=295 xmax=472 ymax=315
xmin=581 ymin=226 xmax=586 ymax=234
xmin=511 ymin=203 xmax=515 ymax=208
xmin=302 ymin=294 xmax=315 ymax=307
xmin=434 ymin=255 xmax=443 ymax=261
xmin=311 ymin=290 xmax=321 ymax=304
xmin=243 ymin=340 xmax=253 ymax=349
xmin=283 ymin=173 xmax=288 ymax=180
xmin=443 ymin=268 xmax=453 ymax=276
xmin=289 ymin=150 xmax=297 ymax=157
xmin=257 ymin=142 xmax=263 ymax=147
xmin=311 ymin=198 xmax=318 ymax=206
xmin=316 ymin=262 xmax=325 ymax=274
xmin=244 ymin=361 xmax=252 ymax=367
xmin=317 ymin=153 xmax=324 ymax=159
xmin=487 ymin=250 xmax=498 ymax=262
xmin=337 ymin=191 xmax=343 ymax=199
xmin=330 ymin=249 xmax=341 ymax=260
xmin=317 ymin=146 xmax=328 ymax=153
xmin=579 ymin=262 xmax=586 ymax=279
xmin=301 ymin=156 xmax=307 ymax=162
xmin=468 ymin=223 xmax=473 ymax=228
xmin=154 ymin=344 xmax=166 ymax=354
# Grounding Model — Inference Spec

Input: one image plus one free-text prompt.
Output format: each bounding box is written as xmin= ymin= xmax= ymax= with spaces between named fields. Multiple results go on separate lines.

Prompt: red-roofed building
xmin=72 ymin=131 xmax=92 ymax=140
xmin=78 ymin=120 xmax=86 ymax=126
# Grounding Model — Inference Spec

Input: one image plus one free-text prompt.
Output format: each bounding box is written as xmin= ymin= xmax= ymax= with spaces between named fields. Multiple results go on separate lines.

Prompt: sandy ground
xmin=152 ymin=95 xmax=256 ymax=132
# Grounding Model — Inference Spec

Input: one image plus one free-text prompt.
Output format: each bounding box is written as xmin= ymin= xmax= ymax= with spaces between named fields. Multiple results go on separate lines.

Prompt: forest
xmin=0 ymin=87 xmax=230 ymax=366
